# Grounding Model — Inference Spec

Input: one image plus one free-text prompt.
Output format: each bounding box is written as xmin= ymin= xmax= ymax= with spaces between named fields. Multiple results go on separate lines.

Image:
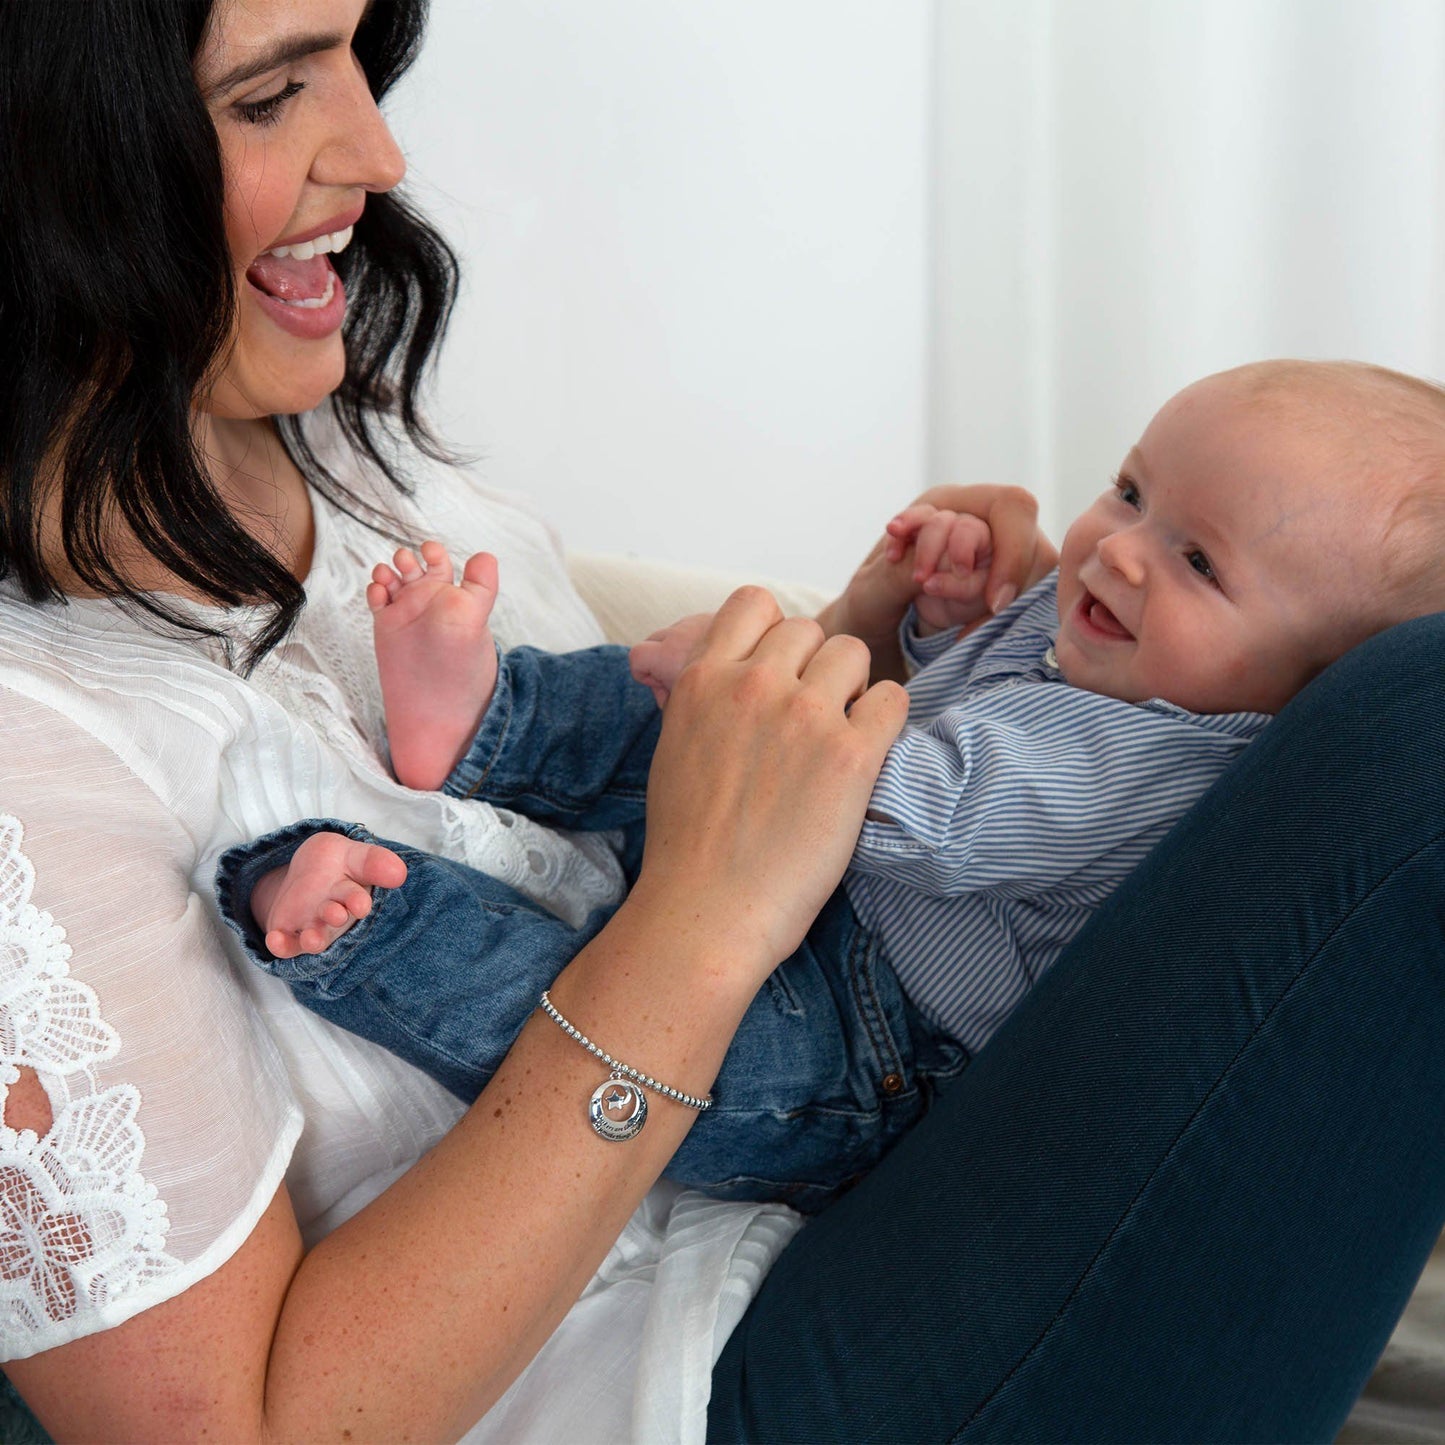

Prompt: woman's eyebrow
xmin=204 ymin=31 xmax=345 ymax=98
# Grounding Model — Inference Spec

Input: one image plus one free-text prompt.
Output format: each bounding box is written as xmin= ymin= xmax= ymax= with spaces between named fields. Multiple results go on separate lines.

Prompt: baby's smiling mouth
xmin=1076 ymin=587 xmax=1134 ymax=640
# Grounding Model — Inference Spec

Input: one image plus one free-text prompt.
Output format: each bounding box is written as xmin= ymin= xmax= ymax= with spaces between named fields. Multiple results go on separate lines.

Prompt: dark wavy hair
xmin=0 ymin=0 xmax=458 ymax=666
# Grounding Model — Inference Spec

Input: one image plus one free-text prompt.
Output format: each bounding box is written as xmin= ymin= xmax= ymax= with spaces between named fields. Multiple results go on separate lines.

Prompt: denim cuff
xmin=441 ymin=643 xmax=511 ymax=801
xmin=214 ymin=817 xmax=401 ymax=991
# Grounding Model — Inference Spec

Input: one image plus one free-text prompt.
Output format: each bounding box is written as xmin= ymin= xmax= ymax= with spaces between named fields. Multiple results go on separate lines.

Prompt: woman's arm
xmin=7 ymin=588 xmax=907 ymax=1444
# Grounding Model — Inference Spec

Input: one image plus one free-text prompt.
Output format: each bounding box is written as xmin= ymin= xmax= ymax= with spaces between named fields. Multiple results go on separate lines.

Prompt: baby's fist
xmin=885 ymin=504 xmax=994 ymax=633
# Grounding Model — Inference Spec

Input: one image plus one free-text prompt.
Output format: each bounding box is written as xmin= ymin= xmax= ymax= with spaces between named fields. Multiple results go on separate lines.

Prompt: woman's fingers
xmin=845 ymin=677 xmax=911 ymax=753
xmin=697 ymin=585 xmax=785 ymax=661
xmin=636 ymin=600 xmax=910 ymax=972
xmin=751 ymin=613 xmax=828 ymax=676
xmin=976 ymin=486 xmax=1054 ymax=611
xmin=797 ymin=630 xmax=872 ymax=706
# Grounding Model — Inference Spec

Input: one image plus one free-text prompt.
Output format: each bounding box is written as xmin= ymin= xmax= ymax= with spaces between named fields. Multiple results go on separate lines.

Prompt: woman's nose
xmin=1096 ymin=528 xmax=1146 ymax=584
xmin=312 ymin=54 xmax=407 ymax=194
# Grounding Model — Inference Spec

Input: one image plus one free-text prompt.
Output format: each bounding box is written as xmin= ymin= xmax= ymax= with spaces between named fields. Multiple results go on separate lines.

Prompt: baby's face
xmin=1054 ymin=370 xmax=1398 ymax=715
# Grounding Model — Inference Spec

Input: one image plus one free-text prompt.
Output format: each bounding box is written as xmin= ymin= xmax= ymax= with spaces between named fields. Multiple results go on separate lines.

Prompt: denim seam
xmin=489 ymin=780 xmax=650 ymax=813
xmin=458 ymin=656 xmax=514 ymax=801
xmin=470 ymin=763 xmax=650 ymax=815
xmin=949 ymin=824 xmax=1445 ymax=1442
xmin=848 ymin=927 xmax=906 ymax=1083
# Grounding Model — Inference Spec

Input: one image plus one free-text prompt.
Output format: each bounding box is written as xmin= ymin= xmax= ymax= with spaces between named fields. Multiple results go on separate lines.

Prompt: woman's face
xmin=194 ymin=0 xmax=406 ymax=421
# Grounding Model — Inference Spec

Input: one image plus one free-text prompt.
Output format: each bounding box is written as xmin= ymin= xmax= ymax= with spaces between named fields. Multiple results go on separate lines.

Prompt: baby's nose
xmin=1097 ymin=530 xmax=1146 ymax=583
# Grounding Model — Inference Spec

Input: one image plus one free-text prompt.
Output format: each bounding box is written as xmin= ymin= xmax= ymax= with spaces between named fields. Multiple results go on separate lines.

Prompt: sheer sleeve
xmin=0 ymin=688 xmax=300 ymax=1361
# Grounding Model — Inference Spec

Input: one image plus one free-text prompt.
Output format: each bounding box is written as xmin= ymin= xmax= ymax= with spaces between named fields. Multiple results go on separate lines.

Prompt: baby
xmin=217 ymin=359 xmax=1445 ymax=1211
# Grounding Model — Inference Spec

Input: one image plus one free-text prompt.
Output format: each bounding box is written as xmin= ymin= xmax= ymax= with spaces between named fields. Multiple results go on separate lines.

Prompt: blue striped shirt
xmin=843 ymin=572 xmax=1270 ymax=1055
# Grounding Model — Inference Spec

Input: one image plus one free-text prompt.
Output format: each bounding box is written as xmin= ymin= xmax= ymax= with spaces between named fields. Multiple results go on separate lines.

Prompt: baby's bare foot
xmin=369 ymin=540 xmax=501 ymax=791
xmin=250 ymin=831 xmax=408 ymax=959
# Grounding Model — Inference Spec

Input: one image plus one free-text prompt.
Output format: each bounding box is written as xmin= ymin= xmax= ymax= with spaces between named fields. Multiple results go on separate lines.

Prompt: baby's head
xmin=1054 ymin=359 xmax=1445 ymax=714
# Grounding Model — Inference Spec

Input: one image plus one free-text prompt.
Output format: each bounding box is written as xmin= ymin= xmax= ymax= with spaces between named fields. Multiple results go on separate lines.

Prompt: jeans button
xmin=881 ymin=1072 xmax=904 ymax=1095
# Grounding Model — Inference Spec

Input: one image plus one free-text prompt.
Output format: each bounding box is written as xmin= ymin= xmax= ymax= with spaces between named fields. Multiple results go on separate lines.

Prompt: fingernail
xmin=990 ymin=584 xmax=1017 ymax=613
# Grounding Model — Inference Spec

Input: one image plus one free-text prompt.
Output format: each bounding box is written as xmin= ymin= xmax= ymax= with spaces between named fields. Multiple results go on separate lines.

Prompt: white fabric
xmin=0 ymin=431 xmax=800 ymax=1442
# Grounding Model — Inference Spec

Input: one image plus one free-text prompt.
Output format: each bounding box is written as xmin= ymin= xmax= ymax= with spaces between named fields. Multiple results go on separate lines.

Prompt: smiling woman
xmin=197 ymin=0 xmax=404 ymax=416
xmin=2 ymin=2 xmax=1445 ymax=1442
xmin=0 ymin=0 xmax=453 ymax=666
xmin=0 ymin=0 xmax=921 ymax=1436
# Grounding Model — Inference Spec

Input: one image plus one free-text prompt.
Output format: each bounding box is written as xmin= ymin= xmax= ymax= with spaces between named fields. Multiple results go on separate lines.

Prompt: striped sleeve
xmin=852 ymin=683 xmax=1262 ymax=897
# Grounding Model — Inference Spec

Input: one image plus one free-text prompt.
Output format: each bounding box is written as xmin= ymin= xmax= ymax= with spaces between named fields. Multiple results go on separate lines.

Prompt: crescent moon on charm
xmin=590 ymin=1076 xmax=648 ymax=1141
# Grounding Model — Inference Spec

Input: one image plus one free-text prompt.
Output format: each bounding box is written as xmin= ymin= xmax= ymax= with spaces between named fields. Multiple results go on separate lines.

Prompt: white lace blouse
xmin=0 ymin=432 xmax=799 ymax=1442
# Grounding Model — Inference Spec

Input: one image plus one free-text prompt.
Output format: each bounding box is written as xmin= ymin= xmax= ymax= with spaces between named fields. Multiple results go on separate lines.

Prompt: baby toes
xmin=392 ymin=547 xmax=423 ymax=582
xmin=460 ymin=552 xmax=499 ymax=609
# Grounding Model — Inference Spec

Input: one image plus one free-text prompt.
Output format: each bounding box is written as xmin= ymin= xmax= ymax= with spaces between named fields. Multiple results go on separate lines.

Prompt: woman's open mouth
xmin=244 ymin=223 xmax=354 ymax=340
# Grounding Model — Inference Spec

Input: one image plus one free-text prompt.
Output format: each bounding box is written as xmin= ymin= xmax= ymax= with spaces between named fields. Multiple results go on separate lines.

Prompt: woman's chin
xmin=200 ymin=343 xmax=347 ymax=420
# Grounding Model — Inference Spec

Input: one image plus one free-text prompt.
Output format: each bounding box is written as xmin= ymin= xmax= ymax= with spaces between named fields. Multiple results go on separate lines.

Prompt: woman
xmin=1 ymin=1 xmax=1441 ymax=1441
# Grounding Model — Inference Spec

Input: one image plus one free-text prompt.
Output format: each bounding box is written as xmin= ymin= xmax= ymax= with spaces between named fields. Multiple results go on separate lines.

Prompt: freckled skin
xmin=2 ymin=1066 xmax=53 ymax=1135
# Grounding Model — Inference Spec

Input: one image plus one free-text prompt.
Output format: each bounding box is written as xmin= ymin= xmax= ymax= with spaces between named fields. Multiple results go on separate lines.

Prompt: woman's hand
xmin=632 ymin=586 xmax=909 ymax=976
xmin=818 ymin=484 xmax=1058 ymax=682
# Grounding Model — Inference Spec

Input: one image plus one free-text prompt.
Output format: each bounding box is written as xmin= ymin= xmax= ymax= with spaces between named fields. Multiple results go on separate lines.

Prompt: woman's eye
xmin=1186 ymin=549 xmax=1217 ymax=583
xmin=235 ymin=79 xmax=306 ymax=126
xmin=1113 ymin=476 xmax=1141 ymax=509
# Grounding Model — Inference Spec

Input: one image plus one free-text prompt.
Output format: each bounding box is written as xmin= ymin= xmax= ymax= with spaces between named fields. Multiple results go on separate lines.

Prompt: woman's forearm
xmin=264 ymin=892 xmax=761 ymax=1441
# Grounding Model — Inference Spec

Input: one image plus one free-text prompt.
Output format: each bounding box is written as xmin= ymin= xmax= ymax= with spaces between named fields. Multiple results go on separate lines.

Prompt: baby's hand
xmin=885 ymin=504 xmax=994 ymax=634
xmin=249 ymin=831 xmax=409 ymax=959
xmin=629 ymin=612 xmax=714 ymax=707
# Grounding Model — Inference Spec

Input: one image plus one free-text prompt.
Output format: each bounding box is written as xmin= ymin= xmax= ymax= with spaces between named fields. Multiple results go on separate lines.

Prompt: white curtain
xmin=404 ymin=2 xmax=1445 ymax=582
xmin=931 ymin=0 xmax=1445 ymax=539
xmin=401 ymin=1 xmax=932 ymax=591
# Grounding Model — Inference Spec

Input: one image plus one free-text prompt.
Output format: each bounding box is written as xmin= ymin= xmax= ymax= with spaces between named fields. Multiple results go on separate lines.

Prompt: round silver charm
xmin=589 ymin=1074 xmax=648 ymax=1141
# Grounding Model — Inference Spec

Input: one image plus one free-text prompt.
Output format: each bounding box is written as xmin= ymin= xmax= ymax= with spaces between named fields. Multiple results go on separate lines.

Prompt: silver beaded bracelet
xmin=538 ymin=990 xmax=713 ymax=1142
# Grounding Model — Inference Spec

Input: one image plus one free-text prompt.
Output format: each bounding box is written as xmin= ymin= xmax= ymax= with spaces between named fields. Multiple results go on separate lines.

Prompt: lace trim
xmin=0 ymin=814 xmax=180 ymax=1347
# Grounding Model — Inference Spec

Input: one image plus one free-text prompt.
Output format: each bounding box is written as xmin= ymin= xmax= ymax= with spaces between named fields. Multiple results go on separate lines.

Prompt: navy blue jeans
xmin=707 ymin=611 xmax=1445 ymax=1442
xmin=216 ymin=646 xmax=966 ymax=1212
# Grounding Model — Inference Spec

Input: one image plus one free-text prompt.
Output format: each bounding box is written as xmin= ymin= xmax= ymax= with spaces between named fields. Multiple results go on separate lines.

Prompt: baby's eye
xmin=1186 ymin=549 xmax=1217 ymax=584
xmin=1113 ymin=476 xmax=1141 ymax=509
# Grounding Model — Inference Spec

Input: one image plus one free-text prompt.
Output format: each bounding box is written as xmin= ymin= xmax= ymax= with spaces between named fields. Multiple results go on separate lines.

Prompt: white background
xmin=394 ymin=0 xmax=1445 ymax=593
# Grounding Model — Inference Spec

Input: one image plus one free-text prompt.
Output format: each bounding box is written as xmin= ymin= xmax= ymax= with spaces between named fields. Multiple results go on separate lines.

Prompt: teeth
xmin=278 ymin=271 xmax=337 ymax=309
xmin=265 ymin=224 xmax=355 ymax=261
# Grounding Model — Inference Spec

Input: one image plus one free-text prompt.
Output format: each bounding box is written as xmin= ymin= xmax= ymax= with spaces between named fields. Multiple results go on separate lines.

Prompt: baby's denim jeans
xmin=215 ymin=645 xmax=968 ymax=1212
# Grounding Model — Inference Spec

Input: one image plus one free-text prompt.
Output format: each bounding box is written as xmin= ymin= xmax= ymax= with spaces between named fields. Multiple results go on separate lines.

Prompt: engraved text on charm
xmin=590 ymin=1072 xmax=648 ymax=1141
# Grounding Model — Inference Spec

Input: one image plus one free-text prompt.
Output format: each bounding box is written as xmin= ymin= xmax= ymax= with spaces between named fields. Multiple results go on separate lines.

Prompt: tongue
xmin=1088 ymin=598 xmax=1132 ymax=638
xmin=246 ymin=251 xmax=332 ymax=301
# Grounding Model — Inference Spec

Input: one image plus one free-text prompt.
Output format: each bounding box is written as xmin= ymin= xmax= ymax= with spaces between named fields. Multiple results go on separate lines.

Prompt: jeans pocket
xmin=764 ymin=967 xmax=805 ymax=1017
